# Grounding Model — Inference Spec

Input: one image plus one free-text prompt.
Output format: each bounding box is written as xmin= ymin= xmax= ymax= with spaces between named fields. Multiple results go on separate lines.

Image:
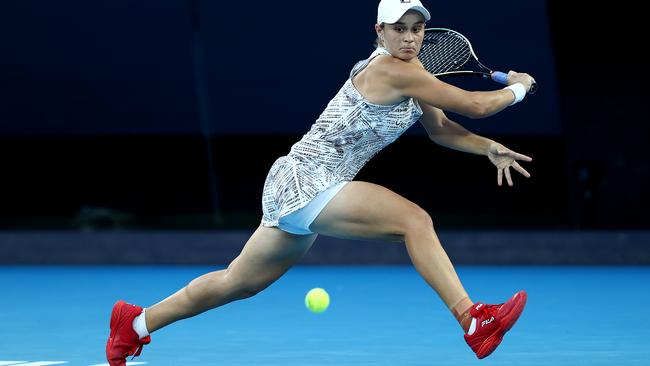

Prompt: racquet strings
xmin=419 ymin=31 xmax=473 ymax=75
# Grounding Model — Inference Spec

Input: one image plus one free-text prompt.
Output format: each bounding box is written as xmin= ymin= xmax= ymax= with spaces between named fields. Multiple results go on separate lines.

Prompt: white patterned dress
xmin=261 ymin=47 xmax=424 ymax=228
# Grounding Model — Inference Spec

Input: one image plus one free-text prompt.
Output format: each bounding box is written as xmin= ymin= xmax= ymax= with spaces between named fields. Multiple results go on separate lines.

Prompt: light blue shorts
xmin=278 ymin=181 xmax=348 ymax=235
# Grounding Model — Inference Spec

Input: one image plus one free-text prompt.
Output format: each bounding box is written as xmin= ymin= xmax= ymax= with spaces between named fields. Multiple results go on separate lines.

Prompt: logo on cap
xmin=401 ymin=0 xmax=412 ymax=3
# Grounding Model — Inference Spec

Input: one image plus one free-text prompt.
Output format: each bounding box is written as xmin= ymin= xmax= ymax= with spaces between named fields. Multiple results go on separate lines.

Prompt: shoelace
xmin=129 ymin=336 xmax=151 ymax=360
xmin=129 ymin=344 xmax=144 ymax=360
xmin=476 ymin=303 xmax=501 ymax=319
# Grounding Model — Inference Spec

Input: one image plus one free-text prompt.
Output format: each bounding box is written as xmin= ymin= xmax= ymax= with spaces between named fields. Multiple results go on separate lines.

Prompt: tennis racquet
xmin=420 ymin=28 xmax=537 ymax=94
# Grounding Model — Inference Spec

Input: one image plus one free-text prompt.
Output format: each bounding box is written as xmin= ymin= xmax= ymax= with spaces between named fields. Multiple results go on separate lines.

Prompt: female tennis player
xmin=106 ymin=0 xmax=535 ymax=363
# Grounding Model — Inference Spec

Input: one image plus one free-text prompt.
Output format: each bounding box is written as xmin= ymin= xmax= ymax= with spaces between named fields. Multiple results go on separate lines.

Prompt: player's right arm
xmin=379 ymin=57 xmax=533 ymax=119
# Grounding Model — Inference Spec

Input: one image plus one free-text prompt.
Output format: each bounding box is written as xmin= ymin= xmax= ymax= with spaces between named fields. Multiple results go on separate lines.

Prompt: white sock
xmin=132 ymin=308 xmax=150 ymax=339
xmin=467 ymin=318 xmax=477 ymax=335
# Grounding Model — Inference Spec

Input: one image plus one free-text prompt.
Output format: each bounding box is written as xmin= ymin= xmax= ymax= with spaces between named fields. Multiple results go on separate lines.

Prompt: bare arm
xmin=419 ymin=103 xmax=533 ymax=186
xmin=418 ymin=102 xmax=494 ymax=155
xmin=377 ymin=57 xmax=533 ymax=119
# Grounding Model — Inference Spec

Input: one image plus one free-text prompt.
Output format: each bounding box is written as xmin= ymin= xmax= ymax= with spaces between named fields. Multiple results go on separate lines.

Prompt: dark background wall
xmin=546 ymin=1 xmax=649 ymax=229
xmin=0 ymin=0 xmax=558 ymax=136
xmin=0 ymin=0 xmax=647 ymax=232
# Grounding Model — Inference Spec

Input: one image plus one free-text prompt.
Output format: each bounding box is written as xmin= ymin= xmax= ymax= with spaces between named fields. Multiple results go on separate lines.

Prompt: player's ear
xmin=374 ymin=23 xmax=384 ymax=37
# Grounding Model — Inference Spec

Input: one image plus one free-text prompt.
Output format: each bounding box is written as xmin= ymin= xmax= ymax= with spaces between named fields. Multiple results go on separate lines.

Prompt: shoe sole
xmin=107 ymin=300 xmax=128 ymax=366
xmin=477 ymin=290 xmax=527 ymax=359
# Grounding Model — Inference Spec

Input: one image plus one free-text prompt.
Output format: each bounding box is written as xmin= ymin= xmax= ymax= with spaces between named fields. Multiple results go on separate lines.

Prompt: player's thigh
xmin=227 ymin=226 xmax=317 ymax=290
xmin=310 ymin=181 xmax=431 ymax=242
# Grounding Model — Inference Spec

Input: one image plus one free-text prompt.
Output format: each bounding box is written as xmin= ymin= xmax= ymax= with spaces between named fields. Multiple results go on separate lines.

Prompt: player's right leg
xmin=145 ymin=226 xmax=316 ymax=331
xmin=106 ymin=226 xmax=316 ymax=365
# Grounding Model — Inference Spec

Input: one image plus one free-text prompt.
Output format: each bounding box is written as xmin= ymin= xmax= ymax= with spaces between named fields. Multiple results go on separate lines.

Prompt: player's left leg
xmin=310 ymin=181 xmax=472 ymax=316
xmin=310 ymin=181 xmax=527 ymax=359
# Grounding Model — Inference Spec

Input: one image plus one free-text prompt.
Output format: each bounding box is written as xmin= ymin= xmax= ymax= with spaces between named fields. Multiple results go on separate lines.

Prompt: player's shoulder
xmin=371 ymin=54 xmax=409 ymax=70
xmin=367 ymin=55 xmax=423 ymax=88
xmin=368 ymin=55 xmax=416 ymax=79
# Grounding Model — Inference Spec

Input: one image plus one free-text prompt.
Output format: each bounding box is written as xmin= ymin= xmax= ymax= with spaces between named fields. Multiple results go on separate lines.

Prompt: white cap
xmin=377 ymin=0 xmax=431 ymax=24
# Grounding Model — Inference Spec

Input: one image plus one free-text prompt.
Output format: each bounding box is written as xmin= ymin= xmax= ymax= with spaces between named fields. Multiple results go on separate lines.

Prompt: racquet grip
xmin=491 ymin=71 xmax=537 ymax=94
xmin=491 ymin=71 xmax=509 ymax=85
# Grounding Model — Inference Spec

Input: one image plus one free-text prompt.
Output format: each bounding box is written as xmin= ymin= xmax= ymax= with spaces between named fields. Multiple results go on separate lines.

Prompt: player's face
xmin=378 ymin=11 xmax=425 ymax=61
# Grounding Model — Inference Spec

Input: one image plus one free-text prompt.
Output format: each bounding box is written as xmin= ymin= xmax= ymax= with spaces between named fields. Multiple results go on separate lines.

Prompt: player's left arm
xmin=419 ymin=102 xmax=533 ymax=186
xmin=419 ymin=102 xmax=492 ymax=155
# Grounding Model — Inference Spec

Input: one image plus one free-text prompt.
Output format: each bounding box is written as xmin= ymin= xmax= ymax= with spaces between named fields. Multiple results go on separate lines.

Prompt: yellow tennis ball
xmin=305 ymin=288 xmax=330 ymax=313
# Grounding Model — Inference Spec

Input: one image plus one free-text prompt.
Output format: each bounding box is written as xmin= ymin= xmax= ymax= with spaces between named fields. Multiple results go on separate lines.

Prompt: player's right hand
xmin=507 ymin=71 xmax=535 ymax=93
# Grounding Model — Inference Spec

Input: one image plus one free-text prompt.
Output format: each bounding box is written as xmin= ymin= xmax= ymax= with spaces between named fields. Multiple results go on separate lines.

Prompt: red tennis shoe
xmin=464 ymin=290 xmax=527 ymax=359
xmin=106 ymin=300 xmax=151 ymax=366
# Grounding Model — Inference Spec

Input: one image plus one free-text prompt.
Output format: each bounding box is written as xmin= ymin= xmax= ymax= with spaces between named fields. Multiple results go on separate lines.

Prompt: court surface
xmin=1 ymin=265 xmax=648 ymax=365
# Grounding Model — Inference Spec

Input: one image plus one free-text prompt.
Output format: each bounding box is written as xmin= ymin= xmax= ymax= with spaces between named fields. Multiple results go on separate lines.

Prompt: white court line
xmin=0 ymin=363 xmax=67 ymax=366
xmin=0 ymin=361 xmax=146 ymax=366
xmin=87 ymin=363 xmax=146 ymax=366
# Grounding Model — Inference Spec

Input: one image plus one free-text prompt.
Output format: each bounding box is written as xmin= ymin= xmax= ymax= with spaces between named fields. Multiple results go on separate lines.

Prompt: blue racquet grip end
xmin=491 ymin=71 xmax=509 ymax=85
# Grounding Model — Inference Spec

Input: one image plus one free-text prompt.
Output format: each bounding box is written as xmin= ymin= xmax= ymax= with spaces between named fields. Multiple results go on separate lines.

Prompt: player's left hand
xmin=487 ymin=142 xmax=532 ymax=186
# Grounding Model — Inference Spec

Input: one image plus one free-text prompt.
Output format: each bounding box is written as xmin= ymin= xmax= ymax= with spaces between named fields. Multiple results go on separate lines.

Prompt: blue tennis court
xmin=1 ymin=265 xmax=648 ymax=365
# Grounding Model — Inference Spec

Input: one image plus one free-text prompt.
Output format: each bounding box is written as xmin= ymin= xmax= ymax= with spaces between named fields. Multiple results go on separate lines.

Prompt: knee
xmin=235 ymin=283 xmax=267 ymax=300
xmin=402 ymin=205 xmax=434 ymax=235
xmin=225 ymin=270 xmax=270 ymax=300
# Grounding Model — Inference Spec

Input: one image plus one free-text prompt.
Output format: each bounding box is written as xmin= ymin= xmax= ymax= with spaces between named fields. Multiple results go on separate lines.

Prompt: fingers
xmin=493 ymin=145 xmax=532 ymax=186
xmin=506 ymin=71 xmax=535 ymax=91
xmin=497 ymin=162 xmax=531 ymax=187
xmin=494 ymin=146 xmax=532 ymax=161
xmin=507 ymin=151 xmax=532 ymax=162
xmin=504 ymin=166 xmax=513 ymax=186
xmin=512 ymin=161 xmax=531 ymax=178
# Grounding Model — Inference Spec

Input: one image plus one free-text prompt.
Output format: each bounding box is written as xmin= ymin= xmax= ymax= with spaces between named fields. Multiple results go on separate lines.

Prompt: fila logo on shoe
xmin=481 ymin=316 xmax=495 ymax=327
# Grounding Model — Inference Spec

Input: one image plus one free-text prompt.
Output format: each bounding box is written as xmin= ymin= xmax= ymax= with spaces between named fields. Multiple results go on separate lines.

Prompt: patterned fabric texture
xmin=261 ymin=47 xmax=423 ymax=227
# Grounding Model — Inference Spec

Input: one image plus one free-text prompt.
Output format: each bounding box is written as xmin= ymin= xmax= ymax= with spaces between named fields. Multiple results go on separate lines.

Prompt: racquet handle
xmin=491 ymin=71 xmax=537 ymax=94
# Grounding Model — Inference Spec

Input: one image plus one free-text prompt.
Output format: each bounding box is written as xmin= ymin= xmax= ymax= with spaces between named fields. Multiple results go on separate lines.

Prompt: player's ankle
xmin=460 ymin=311 xmax=473 ymax=333
xmin=132 ymin=308 xmax=150 ymax=339
xmin=450 ymin=296 xmax=474 ymax=333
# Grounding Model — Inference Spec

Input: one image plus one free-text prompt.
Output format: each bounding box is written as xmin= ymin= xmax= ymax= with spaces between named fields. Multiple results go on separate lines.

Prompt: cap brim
xmin=382 ymin=5 xmax=431 ymax=24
